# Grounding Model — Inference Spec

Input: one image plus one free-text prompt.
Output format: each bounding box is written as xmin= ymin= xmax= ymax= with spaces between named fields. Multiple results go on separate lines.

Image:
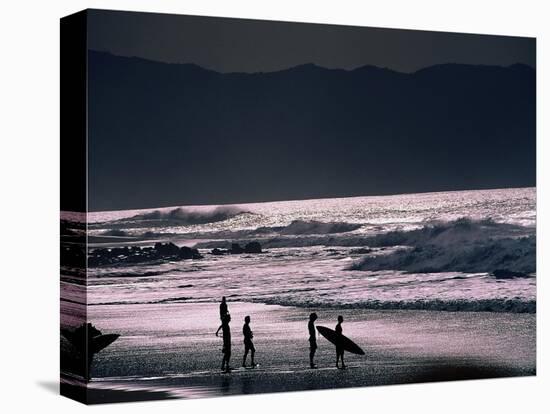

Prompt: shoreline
xmin=61 ymin=301 xmax=536 ymax=403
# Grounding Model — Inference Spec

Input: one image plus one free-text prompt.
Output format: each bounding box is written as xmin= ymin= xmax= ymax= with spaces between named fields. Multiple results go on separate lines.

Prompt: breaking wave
xmin=274 ymin=220 xmax=362 ymax=235
xmin=158 ymin=220 xmax=364 ymax=247
xmin=98 ymin=206 xmax=251 ymax=229
xmin=195 ymin=218 xmax=534 ymax=252
xmin=130 ymin=205 xmax=249 ymax=224
xmin=193 ymin=233 xmax=370 ymax=250
xmin=251 ymin=297 xmax=535 ymax=313
xmin=350 ymin=236 xmax=535 ymax=274
xmin=195 ymin=219 xmax=362 ymax=238
xmin=350 ymin=218 xmax=536 ymax=274
xmin=363 ymin=217 xmax=531 ymax=247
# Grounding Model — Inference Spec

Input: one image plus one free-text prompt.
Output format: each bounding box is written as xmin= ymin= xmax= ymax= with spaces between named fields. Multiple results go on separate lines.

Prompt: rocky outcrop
xmin=88 ymin=242 xmax=202 ymax=267
xmin=244 ymin=241 xmax=262 ymax=253
xmin=230 ymin=243 xmax=245 ymax=254
xmin=61 ymin=323 xmax=119 ymax=380
xmin=227 ymin=242 xmax=263 ymax=254
xmin=211 ymin=248 xmax=230 ymax=255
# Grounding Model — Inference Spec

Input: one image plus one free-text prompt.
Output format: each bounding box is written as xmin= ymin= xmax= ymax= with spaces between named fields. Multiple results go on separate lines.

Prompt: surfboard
xmin=91 ymin=334 xmax=120 ymax=354
xmin=316 ymin=326 xmax=365 ymax=355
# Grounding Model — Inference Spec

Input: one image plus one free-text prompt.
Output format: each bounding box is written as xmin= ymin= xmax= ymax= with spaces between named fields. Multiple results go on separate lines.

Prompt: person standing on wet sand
xmin=335 ymin=315 xmax=346 ymax=369
xmin=242 ymin=315 xmax=257 ymax=368
xmin=219 ymin=296 xmax=228 ymax=321
xmin=308 ymin=313 xmax=318 ymax=368
xmin=216 ymin=314 xmax=232 ymax=372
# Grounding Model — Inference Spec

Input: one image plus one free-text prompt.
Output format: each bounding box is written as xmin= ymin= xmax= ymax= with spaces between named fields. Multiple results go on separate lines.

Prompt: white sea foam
xmin=83 ymin=188 xmax=536 ymax=313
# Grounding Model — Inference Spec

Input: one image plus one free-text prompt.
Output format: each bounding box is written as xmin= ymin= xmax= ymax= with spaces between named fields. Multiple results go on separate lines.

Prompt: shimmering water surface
xmin=81 ymin=187 xmax=536 ymax=312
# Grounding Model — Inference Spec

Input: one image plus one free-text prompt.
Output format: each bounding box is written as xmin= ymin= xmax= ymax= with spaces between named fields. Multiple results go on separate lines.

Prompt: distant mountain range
xmin=88 ymin=51 xmax=535 ymax=211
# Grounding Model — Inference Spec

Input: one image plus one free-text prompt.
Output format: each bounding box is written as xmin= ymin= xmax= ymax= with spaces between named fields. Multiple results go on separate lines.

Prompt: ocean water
xmin=79 ymin=187 xmax=536 ymax=313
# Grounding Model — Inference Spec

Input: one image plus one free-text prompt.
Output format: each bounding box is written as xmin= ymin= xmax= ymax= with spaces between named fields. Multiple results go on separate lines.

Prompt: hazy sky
xmin=87 ymin=9 xmax=535 ymax=73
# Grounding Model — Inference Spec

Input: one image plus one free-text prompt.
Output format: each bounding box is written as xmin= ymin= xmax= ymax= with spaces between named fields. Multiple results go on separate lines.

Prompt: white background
xmin=0 ymin=0 xmax=547 ymax=412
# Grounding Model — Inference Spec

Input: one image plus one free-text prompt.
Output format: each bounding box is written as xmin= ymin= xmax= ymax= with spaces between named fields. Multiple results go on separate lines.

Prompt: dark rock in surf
xmin=61 ymin=244 xmax=86 ymax=268
xmin=61 ymin=323 xmax=118 ymax=380
xmin=179 ymin=246 xmax=203 ymax=259
xmin=244 ymin=242 xmax=262 ymax=253
xmin=154 ymin=242 xmax=180 ymax=256
xmin=231 ymin=243 xmax=245 ymax=254
xmin=229 ymin=242 xmax=263 ymax=254
xmin=88 ymin=242 xmax=202 ymax=266
xmin=211 ymin=248 xmax=230 ymax=255
xmin=110 ymin=246 xmax=131 ymax=257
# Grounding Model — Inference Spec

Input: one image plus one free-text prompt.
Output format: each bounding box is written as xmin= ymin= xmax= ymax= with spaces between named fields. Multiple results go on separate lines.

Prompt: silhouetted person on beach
xmin=216 ymin=314 xmax=232 ymax=372
xmin=219 ymin=296 xmax=228 ymax=321
xmin=335 ymin=315 xmax=346 ymax=369
xmin=242 ymin=315 xmax=257 ymax=367
xmin=308 ymin=313 xmax=318 ymax=368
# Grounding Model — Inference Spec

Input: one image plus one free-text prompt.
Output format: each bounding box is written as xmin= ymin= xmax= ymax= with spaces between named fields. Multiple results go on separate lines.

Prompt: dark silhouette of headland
xmin=88 ymin=51 xmax=535 ymax=211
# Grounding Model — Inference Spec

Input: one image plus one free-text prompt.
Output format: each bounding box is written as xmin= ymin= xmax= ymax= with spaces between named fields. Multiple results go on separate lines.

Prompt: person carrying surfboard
xmin=335 ymin=315 xmax=346 ymax=369
xmin=216 ymin=313 xmax=232 ymax=372
xmin=242 ymin=315 xmax=257 ymax=368
xmin=308 ymin=312 xmax=318 ymax=369
xmin=316 ymin=321 xmax=365 ymax=368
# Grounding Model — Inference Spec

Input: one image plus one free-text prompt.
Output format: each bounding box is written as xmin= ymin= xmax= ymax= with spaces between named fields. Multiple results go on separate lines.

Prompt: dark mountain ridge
xmin=88 ymin=51 xmax=535 ymax=211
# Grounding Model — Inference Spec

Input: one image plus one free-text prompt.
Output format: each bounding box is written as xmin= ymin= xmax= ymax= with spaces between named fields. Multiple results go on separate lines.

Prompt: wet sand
xmin=63 ymin=302 xmax=536 ymax=403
